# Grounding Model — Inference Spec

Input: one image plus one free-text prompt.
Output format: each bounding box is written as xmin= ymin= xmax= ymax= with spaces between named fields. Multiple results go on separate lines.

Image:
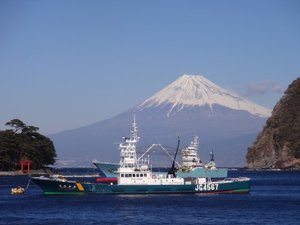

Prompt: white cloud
xmin=271 ymin=81 xmax=284 ymax=93
xmin=246 ymin=81 xmax=284 ymax=96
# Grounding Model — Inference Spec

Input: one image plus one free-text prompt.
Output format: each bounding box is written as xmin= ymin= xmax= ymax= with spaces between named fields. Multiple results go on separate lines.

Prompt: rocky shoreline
xmin=246 ymin=78 xmax=300 ymax=170
xmin=0 ymin=169 xmax=51 ymax=176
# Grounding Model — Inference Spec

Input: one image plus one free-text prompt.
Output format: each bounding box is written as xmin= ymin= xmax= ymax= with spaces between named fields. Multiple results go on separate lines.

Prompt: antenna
xmin=210 ymin=150 xmax=215 ymax=162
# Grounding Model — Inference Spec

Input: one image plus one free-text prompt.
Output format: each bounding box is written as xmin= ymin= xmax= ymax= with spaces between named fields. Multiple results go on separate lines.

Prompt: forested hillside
xmin=0 ymin=119 xmax=56 ymax=171
xmin=247 ymin=78 xmax=300 ymax=169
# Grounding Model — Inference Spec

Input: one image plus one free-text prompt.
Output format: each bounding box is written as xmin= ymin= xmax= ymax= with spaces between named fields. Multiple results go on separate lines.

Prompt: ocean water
xmin=1 ymin=170 xmax=300 ymax=225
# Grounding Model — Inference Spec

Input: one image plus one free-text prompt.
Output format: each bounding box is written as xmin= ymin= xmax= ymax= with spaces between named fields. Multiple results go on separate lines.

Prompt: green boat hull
xmin=32 ymin=178 xmax=85 ymax=195
xmin=176 ymin=167 xmax=228 ymax=178
xmin=32 ymin=177 xmax=250 ymax=195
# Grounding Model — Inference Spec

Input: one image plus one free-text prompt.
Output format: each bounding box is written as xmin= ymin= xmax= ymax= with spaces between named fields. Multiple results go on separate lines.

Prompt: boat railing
xmin=219 ymin=177 xmax=250 ymax=183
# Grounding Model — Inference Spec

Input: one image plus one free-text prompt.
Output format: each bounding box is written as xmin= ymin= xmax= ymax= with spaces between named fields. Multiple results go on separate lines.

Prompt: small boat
xmin=32 ymin=117 xmax=251 ymax=195
xmin=11 ymin=186 xmax=25 ymax=195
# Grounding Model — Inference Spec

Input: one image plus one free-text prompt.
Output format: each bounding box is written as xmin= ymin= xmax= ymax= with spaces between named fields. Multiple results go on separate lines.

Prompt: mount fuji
xmin=50 ymin=75 xmax=271 ymax=167
xmin=138 ymin=74 xmax=270 ymax=117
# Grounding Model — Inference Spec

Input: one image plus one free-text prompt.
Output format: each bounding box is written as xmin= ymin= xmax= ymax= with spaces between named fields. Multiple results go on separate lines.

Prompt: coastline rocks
xmin=246 ymin=77 xmax=300 ymax=170
xmin=0 ymin=168 xmax=52 ymax=176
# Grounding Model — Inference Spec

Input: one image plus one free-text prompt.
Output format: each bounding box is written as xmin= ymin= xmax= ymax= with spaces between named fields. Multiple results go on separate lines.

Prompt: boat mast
xmin=167 ymin=137 xmax=180 ymax=177
xmin=119 ymin=114 xmax=139 ymax=169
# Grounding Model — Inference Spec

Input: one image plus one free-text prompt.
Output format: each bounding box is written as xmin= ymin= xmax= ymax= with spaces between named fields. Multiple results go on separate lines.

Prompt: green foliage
xmin=0 ymin=119 xmax=56 ymax=171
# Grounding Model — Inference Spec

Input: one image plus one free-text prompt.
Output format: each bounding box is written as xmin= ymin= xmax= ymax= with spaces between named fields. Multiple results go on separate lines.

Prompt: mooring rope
xmin=25 ymin=177 xmax=31 ymax=191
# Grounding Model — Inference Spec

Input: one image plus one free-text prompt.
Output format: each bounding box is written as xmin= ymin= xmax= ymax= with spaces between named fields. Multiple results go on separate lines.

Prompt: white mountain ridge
xmin=138 ymin=74 xmax=271 ymax=118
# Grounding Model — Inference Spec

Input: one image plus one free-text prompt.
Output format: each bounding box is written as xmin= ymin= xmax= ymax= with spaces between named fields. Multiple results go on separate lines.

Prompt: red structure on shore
xmin=19 ymin=159 xmax=31 ymax=174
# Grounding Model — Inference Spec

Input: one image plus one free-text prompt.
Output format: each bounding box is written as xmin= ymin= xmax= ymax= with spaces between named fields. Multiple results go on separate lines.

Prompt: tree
xmin=5 ymin=119 xmax=26 ymax=133
xmin=5 ymin=119 xmax=39 ymax=134
xmin=0 ymin=130 xmax=20 ymax=170
xmin=0 ymin=119 xmax=56 ymax=171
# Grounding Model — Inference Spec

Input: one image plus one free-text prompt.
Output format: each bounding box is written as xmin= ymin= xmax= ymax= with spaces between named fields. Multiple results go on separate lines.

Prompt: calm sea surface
xmin=1 ymin=170 xmax=300 ymax=225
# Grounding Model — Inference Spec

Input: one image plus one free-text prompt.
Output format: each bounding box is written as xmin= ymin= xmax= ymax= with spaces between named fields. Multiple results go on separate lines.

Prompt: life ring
xmin=152 ymin=174 xmax=156 ymax=179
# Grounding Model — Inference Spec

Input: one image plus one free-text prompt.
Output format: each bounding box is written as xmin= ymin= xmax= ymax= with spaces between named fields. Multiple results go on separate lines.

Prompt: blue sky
xmin=1 ymin=0 xmax=299 ymax=134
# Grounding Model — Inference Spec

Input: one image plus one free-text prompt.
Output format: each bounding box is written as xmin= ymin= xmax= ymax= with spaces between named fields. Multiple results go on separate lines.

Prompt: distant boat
xmin=32 ymin=117 xmax=251 ymax=195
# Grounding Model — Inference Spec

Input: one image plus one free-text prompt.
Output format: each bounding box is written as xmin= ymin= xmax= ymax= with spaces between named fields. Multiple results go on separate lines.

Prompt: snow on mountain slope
xmin=138 ymin=74 xmax=271 ymax=117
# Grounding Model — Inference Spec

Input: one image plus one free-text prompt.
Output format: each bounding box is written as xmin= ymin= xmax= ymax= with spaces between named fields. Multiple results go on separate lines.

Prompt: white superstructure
xmin=181 ymin=136 xmax=203 ymax=169
xmin=117 ymin=116 xmax=184 ymax=185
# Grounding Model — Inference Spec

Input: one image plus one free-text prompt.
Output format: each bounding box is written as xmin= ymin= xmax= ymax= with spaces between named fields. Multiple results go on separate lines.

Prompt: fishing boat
xmin=32 ymin=117 xmax=250 ymax=195
xmin=92 ymin=161 xmax=119 ymax=178
xmin=93 ymin=136 xmax=227 ymax=178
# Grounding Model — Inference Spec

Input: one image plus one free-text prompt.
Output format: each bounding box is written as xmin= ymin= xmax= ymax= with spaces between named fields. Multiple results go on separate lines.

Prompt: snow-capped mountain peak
xmin=138 ymin=74 xmax=271 ymax=117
